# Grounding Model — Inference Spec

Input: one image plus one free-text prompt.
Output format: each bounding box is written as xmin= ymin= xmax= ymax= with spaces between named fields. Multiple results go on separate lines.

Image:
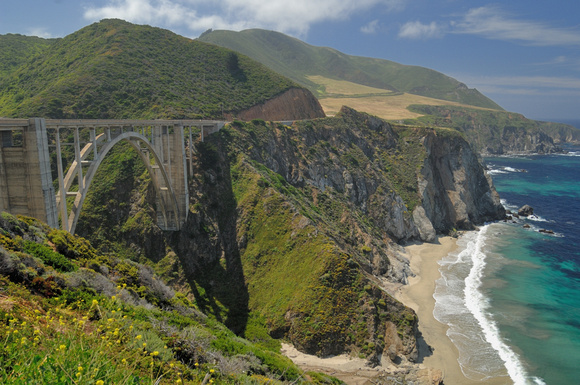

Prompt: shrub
xmin=66 ymin=268 xmax=116 ymax=297
xmin=31 ymin=276 xmax=61 ymax=297
xmin=47 ymin=229 xmax=97 ymax=260
xmin=21 ymin=240 xmax=76 ymax=273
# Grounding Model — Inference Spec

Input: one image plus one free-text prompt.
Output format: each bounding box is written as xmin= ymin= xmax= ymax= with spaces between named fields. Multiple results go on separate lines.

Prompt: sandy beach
xmin=399 ymin=236 xmax=509 ymax=385
xmin=283 ymin=236 xmax=511 ymax=384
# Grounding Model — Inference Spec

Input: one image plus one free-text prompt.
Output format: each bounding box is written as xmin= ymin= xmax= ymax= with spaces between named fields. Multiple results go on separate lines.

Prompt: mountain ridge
xmin=198 ymin=28 xmax=503 ymax=110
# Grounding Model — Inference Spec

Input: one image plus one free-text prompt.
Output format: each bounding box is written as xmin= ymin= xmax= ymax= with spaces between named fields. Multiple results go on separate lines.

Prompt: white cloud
xmin=398 ymin=21 xmax=442 ymax=39
xmin=361 ymin=19 xmax=380 ymax=34
xmin=455 ymin=6 xmax=580 ymax=46
xmin=26 ymin=27 xmax=54 ymax=39
xmin=84 ymin=0 xmax=406 ymax=37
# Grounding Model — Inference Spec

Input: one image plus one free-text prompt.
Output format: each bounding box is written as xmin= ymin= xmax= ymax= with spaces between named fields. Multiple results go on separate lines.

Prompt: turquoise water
xmin=433 ymin=145 xmax=580 ymax=385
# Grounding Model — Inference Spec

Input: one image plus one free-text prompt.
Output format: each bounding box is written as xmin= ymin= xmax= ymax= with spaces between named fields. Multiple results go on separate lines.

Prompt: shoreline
xmin=398 ymin=236 xmax=509 ymax=385
xmin=281 ymin=235 xmax=511 ymax=384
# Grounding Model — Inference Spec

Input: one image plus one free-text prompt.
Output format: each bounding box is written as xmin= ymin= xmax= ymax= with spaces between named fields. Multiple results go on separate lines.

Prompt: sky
xmin=1 ymin=0 xmax=580 ymax=121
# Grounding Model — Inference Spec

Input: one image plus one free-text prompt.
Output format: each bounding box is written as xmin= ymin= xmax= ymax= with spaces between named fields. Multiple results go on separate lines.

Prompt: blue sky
xmin=2 ymin=0 xmax=580 ymax=121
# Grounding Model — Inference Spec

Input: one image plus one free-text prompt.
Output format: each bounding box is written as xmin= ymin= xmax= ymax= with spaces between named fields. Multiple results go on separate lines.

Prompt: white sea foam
xmin=486 ymin=165 xmax=526 ymax=175
xmin=560 ymin=151 xmax=580 ymax=157
xmin=526 ymin=214 xmax=548 ymax=222
xmin=434 ymin=225 xmax=546 ymax=385
xmin=487 ymin=169 xmax=508 ymax=175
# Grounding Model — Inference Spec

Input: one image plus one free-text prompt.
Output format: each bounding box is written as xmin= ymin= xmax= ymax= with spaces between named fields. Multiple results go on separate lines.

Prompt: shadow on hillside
xmin=173 ymin=137 xmax=250 ymax=336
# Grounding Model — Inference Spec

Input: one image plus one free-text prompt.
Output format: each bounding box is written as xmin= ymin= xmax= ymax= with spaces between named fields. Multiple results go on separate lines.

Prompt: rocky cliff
xmin=229 ymin=87 xmax=326 ymax=121
xmin=75 ymin=106 xmax=504 ymax=379
xmin=407 ymin=105 xmax=580 ymax=155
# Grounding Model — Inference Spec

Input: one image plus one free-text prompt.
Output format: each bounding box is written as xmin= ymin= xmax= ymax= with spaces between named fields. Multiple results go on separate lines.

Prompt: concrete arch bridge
xmin=0 ymin=118 xmax=224 ymax=233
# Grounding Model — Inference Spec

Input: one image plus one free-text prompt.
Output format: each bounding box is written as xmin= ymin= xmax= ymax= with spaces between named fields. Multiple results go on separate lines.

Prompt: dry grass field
xmin=309 ymin=75 xmax=488 ymax=120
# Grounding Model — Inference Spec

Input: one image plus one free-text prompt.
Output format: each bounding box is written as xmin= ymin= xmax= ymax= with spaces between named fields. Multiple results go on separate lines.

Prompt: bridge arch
xmin=1 ymin=118 xmax=225 ymax=233
xmin=59 ymin=131 xmax=180 ymax=234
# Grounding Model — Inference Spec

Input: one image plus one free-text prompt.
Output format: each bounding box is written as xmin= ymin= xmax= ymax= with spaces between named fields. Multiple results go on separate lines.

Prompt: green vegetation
xmin=75 ymin=141 xmax=158 ymax=261
xmin=198 ymin=29 xmax=502 ymax=109
xmin=379 ymin=126 xmax=428 ymax=211
xmin=1 ymin=213 xmax=345 ymax=384
xmin=0 ymin=33 xmax=54 ymax=79
xmin=0 ymin=20 xmax=297 ymax=119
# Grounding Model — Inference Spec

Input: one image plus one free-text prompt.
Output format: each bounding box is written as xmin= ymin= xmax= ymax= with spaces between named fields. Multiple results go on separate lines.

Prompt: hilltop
xmin=0 ymin=20 xmax=323 ymax=120
xmin=198 ymin=28 xmax=502 ymax=110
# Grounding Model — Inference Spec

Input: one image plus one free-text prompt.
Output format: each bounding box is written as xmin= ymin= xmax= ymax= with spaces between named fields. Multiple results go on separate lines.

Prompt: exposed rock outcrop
xmin=420 ymin=131 xmax=506 ymax=232
xmin=518 ymin=205 xmax=534 ymax=217
xmin=230 ymin=87 xmax=326 ymax=121
xmin=236 ymin=106 xmax=504 ymax=243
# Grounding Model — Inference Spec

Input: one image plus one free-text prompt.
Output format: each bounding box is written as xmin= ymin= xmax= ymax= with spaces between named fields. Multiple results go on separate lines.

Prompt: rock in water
xmin=518 ymin=205 xmax=534 ymax=216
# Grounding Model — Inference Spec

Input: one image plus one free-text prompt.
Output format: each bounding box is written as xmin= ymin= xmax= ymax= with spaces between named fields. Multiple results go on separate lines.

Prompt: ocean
xmin=432 ymin=142 xmax=580 ymax=385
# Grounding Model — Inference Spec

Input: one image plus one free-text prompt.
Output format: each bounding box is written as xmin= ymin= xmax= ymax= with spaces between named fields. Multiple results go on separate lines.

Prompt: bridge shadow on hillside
xmin=171 ymin=138 xmax=250 ymax=336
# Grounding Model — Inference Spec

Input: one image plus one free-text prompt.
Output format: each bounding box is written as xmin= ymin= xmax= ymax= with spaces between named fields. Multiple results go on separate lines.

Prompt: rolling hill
xmin=0 ymin=20 xmax=302 ymax=119
xmin=198 ymin=28 xmax=503 ymax=110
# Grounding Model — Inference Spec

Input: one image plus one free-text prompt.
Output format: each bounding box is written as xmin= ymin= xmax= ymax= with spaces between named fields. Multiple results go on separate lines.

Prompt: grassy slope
xmin=197 ymin=29 xmax=580 ymax=148
xmin=198 ymin=28 xmax=503 ymax=110
xmin=0 ymin=20 xmax=297 ymax=119
xmin=0 ymin=212 xmax=341 ymax=384
xmin=214 ymin=114 xmax=429 ymax=357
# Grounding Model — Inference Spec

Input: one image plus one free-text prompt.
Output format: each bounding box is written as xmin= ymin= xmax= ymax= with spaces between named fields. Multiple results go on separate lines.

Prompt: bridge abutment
xmin=0 ymin=119 xmax=58 ymax=227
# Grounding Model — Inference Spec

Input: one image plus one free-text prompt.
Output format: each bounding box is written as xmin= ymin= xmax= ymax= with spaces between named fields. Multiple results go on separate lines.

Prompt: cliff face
xmin=76 ymin=106 xmax=504 ymax=371
xmin=408 ymin=105 xmax=577 ymax=155
xmin=484 ymin=127 xmax=559 ymax=155
xmin=420 ymin=131 xmax=505 ymax=233
xmin=234 ymin=107 xmax=504 ymax=243
xmin=229 ymin=87 xmax=326 ymax=121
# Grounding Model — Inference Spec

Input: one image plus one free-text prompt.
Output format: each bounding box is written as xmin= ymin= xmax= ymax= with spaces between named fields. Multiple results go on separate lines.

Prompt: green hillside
xmin=198 ymin=29 xmax=503 ymax=110
xmin=0 ymin=20 xmax=297 ymax=119
xmin=0 ymin=34 xmax=54 ymax=79
xmin=0 ymin=212 xmax=338 ymax=384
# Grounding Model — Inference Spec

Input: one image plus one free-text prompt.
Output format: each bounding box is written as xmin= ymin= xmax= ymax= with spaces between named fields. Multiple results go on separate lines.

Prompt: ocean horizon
xmin=432 ymin=143 xmax=580 ymax=385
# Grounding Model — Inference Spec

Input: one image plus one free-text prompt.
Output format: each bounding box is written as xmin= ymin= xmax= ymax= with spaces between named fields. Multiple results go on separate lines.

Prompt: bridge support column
xmin=0 ymin=119 xmax=57 ymax=227
xmin=170 ymin=125 xmax=189 ymax=225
